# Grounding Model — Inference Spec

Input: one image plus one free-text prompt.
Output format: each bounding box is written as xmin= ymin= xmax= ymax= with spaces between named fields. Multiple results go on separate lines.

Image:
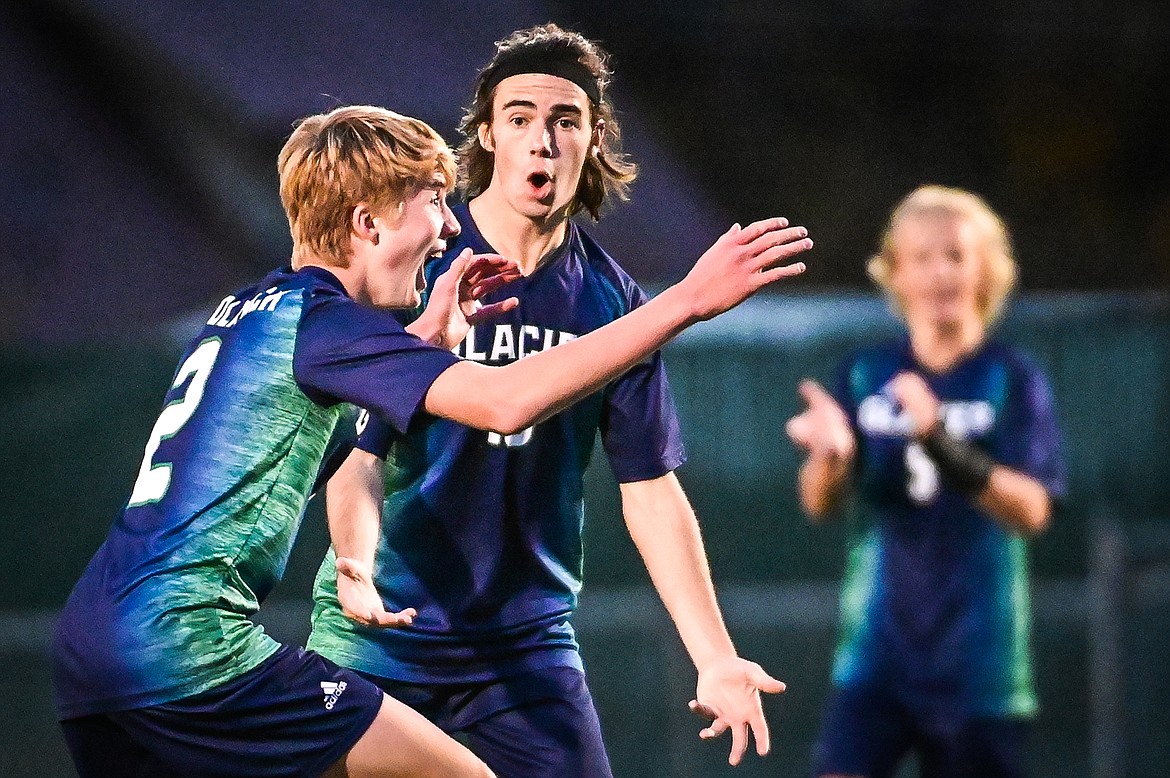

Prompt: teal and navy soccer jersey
xmin=307 ymin=203 xmax=685 ymax=683
xmin=52 ymin=266 xmax=459 ymax=719
xmin=830 ymin=338 xmax=1066 ymax=719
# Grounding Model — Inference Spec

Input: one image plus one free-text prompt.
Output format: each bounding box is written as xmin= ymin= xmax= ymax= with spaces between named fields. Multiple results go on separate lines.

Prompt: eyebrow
xmin=501 ymin=100 xmax=583 ymax=116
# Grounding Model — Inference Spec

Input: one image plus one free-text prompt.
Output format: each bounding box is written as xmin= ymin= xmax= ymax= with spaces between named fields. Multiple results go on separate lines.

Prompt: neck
xmin=907 ymin=315 xmax=985 ymax=373
xmin=297 ymin=255 xmax=368 ymax=304
xmin=469 ymin=188 xmax=570 ymax=275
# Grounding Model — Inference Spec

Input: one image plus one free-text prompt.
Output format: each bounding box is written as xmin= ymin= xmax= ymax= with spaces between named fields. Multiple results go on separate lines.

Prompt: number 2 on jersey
xmin=128 ymin=338 xmax=222 ymax=506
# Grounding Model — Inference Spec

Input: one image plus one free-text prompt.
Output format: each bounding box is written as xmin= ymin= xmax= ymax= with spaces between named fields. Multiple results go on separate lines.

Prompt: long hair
xmin=457 ymin=24 xmax=637 ymax=220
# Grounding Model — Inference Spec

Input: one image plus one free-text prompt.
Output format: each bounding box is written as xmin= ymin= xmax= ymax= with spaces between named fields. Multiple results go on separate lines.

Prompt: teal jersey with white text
xmin=831 ymin=339 xmax=1066 ymax=719
xmin=53 ymin=266 xmax=458 ymax=718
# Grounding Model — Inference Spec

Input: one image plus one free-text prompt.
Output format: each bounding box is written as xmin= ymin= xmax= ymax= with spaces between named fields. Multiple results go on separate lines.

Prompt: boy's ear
xmin=351 ymin=203 xmax=379 ymax=244
xmin=591 ymin=119 xmax=606 ymax=155
xmin=478 ymin=122 xmax=495 ymax=153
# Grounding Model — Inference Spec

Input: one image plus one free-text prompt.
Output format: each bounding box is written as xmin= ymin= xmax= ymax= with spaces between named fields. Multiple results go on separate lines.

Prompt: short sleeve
xmin=293 ymin=294 xmax=460 ymax=436
xmin=354 ymin=411 xmax=395 ymax=459
xmin=996 ymin=360 xmax=1068 ymax=501
xmin=598 ymin=282 xmax=686 ymax=482
xmin=601 ymin=350 xmax=687 ymax=483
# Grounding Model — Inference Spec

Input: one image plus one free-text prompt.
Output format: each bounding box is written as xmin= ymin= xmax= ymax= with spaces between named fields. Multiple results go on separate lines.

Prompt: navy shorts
xmin=61 ymin=644 xmax=384 ymax=778
xmin=365 ymin=665 xmax=613 ymax=778
xmin=812 ymin=685 xmax=1029 ymax=778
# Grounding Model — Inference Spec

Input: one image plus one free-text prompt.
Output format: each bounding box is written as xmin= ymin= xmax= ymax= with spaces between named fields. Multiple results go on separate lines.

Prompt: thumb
xmin=449 ymin=247 xmax=474 ymax=278
xmin=785 ymin=415 xmax=811 ymax=447
xmin=798 ymin=378 xmax=828 ymax=406
xmin=335 ymin=556 xmax=369 ymax=581
xmin=753 ymin=669 xmax=786 ymax=695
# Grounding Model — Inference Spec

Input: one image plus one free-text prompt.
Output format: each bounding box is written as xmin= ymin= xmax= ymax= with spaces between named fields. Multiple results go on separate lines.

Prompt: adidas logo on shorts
xmin=321 ymin=680 xmax=348 ymax=710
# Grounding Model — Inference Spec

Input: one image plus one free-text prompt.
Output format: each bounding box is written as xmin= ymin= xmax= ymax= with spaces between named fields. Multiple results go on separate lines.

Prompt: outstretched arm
xmin=425 ymin=218 xmax=812 ymax=433
xmin=325 ymin=449 xmax=416 ymax=628
xmin=621 ymin=473 xmax=785 ymax=767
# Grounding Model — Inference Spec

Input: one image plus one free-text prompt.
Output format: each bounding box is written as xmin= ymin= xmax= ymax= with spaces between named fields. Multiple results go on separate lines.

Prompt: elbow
xmin=492 ymin=410 xmax=538 ymax=436
xmin=800 ymin=492 xmax=835 ymax=524
xmin=477 ymin=395 xmax=543 ymax=436
xmin=997 ymin=493 xmax=1051 ymax=538
xmin=1022 ymin=500 xmax=1053 ymax=537
xmin=449 ymin=367 xmax=542 ymax=434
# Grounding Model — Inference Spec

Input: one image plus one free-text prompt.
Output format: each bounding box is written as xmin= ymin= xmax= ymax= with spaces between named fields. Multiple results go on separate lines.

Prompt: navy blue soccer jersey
xmin=307 ymin=202 xmax=686 ymax=683
xmin=830 ymin=338 xmax=1066 ymax=719
xmin=53 ymin=266 xmax=459 ymax=719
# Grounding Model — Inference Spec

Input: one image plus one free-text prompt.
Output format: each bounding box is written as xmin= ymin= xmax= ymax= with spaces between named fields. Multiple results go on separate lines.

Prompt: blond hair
xmin=278 ymin=105 xmax=456 ymax=267
xmin=457 ymin=23 xmax=637 ymax=220
xmin=868 ymin=185 xmax=1018 ymax=324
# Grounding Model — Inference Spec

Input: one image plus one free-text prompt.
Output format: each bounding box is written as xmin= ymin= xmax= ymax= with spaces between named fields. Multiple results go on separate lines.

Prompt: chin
xmin=369 ymin=290 xmax=418 ymax=310
xmin=929 ymin=311 xmax=967 ymax=332
xmin=391 ymin=292 xmax=421 ymax=310
xmin=512 ymin=193 xmax=555 ymax=217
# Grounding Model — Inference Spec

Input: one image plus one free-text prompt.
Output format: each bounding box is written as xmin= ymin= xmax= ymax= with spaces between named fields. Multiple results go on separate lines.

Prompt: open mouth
xmin=527 ymin=171 xmax=553 ymax=199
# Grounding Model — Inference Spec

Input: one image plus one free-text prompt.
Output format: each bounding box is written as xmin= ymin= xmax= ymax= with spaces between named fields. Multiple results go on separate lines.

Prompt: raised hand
xmin=335 ymin=556 xmax=417 ymax=628
xmin=785 ymin=379 xmax=855 ymax=461
xmin=415 ymin=249 xmax=522 ymax=349
xmin=681 ymin=218 xmax=812 ymax=321
xmin=887 ymin=371 xmax=941 ymax=439
xmin=688 ymin=656 xmax=787 ymax=766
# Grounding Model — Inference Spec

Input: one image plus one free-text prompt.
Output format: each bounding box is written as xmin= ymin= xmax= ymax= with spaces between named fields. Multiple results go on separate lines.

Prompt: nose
xmin=529 ymin=125 xmax=552 ymax=157
xmin=932 ymin=253 xmax=957 ymax=279
xmin=441 ymin=201 xmax=460 ymax=239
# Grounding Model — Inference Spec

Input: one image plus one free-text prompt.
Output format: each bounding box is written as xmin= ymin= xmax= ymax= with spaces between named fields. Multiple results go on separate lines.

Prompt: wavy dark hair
xmin=457 ymin=24 xmax=637 ymax=220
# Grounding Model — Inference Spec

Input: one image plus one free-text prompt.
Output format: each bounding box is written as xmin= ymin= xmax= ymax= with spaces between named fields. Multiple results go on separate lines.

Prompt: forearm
xmin=977 ymin=466 xmax=1052 ymax=536
xmin=325 ymin=449 xmax=385 ymax=565
xmin=798 ymin=453 xmax=852 ymax=521
xmin=425 ymin=285 xmax=698 ymax=433
xmin=918 ymin=427 xmax=1051 ymax=536
xmin=621 ymin=475 xmax=736 ymax=670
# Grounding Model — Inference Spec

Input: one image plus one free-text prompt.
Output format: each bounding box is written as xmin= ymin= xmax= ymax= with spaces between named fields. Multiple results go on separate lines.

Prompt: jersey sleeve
xmin=354 ymin=411 xmax=395 ymax=459
xmin=599 ymin=288 xmax=687 ymax=482
xmin=996 ymin=359 xmax=1068 ymax=500
xmin=292 ymin=293 xmax=460 ymax=436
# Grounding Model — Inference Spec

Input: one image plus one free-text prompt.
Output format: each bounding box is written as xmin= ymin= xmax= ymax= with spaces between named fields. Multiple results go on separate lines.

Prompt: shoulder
xmin=981 ymin=340 xmax=1053 ymax=387
xmin=833 ymin=340 xmax=907 ymax=407
xmin=841 ymin=340 xmax=908 ymax=380
xmin=201 ymin=266 xmax=338 ymax=332
xmin=295 ymin=281 xmax=412 ymax=354
xmin=571 ymin=223 xmax=646 ymax=308
xmin=264 ymin=266 xmax=348 ymax=310
xmin=447 ymin=201 xmax=491 ymax=257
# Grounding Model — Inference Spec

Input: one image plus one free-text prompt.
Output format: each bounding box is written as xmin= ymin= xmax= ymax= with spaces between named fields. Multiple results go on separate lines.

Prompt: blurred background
xmin=2 ymin=1 xmax=1168 ymax=775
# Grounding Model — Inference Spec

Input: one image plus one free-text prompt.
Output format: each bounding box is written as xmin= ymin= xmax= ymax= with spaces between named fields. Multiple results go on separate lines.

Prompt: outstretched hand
xmin=683 ymin=218 xmax=812 ymax=321
xmin=335 ymin=556 xmax=416 ymax=629
xmin=688 ymin=656 xmax=787 ymax=766
xmin=785 ymin=379 xmax=855 ymax=461
xmin=415 ymin=249 xmax=522 ymax=349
